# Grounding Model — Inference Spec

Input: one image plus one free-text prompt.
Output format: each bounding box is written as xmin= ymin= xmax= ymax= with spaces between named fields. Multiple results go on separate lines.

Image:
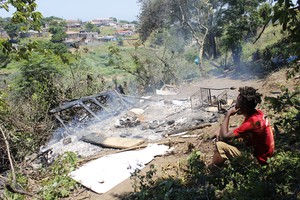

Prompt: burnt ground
xmin=68 ymin=68 xmax=299 ymax=200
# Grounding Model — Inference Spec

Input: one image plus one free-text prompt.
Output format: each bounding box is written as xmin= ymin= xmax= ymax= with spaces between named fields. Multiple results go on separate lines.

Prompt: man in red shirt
xmin=211 ymin=87 xmax=275 ymax=166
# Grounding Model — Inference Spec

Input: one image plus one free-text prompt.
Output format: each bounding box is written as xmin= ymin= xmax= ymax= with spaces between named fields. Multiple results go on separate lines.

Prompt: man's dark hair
xmin=238 ymin=87 xmax=262 ymax=110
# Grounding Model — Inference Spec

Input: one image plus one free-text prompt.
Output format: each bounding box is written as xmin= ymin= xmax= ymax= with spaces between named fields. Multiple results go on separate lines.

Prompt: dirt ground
xmin=70 ymin=68 xmax=298 ymax=200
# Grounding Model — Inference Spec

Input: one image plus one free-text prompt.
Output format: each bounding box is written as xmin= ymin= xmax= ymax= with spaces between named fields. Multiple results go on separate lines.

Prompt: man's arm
xmin=219 ymin=107 xmax=239 ymax=139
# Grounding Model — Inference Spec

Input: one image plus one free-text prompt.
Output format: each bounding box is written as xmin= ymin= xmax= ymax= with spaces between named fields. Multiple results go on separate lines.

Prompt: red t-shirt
xmin=233 ymin=109 xmax=275 ymax=165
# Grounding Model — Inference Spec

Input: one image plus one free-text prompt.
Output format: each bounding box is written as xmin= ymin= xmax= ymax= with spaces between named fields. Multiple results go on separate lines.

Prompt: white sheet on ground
xmin=69 ymin=143 xmax=172 ymax=194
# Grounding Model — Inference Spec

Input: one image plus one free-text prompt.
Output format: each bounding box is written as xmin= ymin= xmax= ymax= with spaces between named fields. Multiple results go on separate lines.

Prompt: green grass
xmin=242 ymin=25 xmax=285 ymax=61
xmin=99 ymin=26 xmax=117 ymax=35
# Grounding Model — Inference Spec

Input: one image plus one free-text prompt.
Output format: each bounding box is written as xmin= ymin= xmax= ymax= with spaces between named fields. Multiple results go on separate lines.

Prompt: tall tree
xmin=48 ymin=20 xmax=68 ymax=43
xmin=272 ymin=0 xmax=300 ymax=56
xmin=0 ymin=0 xmax=42 ymax=61
xmin=216 ymin=0 xmax=266 ymax=66
xmin=138 ymin=0 xmax=213 ymax=70
xmin=0 ymin=0 xmax=42 ymax=29
xmin=84 ymin=22 xmax=100 ymax=33
xmin=138 ymin=0 xmax=268 ymax=69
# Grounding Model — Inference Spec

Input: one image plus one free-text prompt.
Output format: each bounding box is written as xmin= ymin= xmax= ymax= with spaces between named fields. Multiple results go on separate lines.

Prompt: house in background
xmin=97 ymin=35 xmax=117 ymax=42
xmin=65 ymin=31 xmax=80 ymax=40
xmin=65 ymin=30 xmax=101 ymax=46
xmin=79 ymin=30 xmax=99 ymax=43
xmin=66 ymin=20 xmax=82 ymax=29
xmin=115 ymin=30 xmax=134 ymax=37
xmin=120 ymin=23 xmax=136 ymax=30
xmin=91 ymin=18 xmax=115 ymax=27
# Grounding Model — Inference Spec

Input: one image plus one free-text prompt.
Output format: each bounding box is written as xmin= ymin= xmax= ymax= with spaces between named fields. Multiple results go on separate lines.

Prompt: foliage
xmin=138 ymin=0 xmax=269 ymax=69
xmin=128 ymin=145 xmax=300 ymax=199
xmin=0 ymin=39 xmax=12 ymax=68
xmin=2 ymin=19 xmax=24 ymax=39
xmin=4 ymin=172 xmax=29 ymax=200
xmin=137 ymin=0 xmax=169 ymax=43
xmin=108 ymin=43 xmax=201 ymax=94
xmin=0 ymin=0 xmax=42 ymax=30
xmin=108 ymin=44 xmax=162 ymax=94
xmin=39 ymin=152 xmax=79 ymax=200
xmin=0 ymin=0 xmax=42 ymax=64
xmin=218 ymin=0 xmax=267 ymax=66
xmin=0 ymin=52 xmax=64 ymax=165
xmin=272 ymin=0 xmax=300 ymax=52
xmin=12 ymin=53 xmax=62 ymax=111
xmin=0 ymin=0 xmax=299 ymax=198
xmin=130 ymin=164 xmax=157 ymax=198
xmin=128 ymin=159 xmax=205 ymax=200
xmin=84 ymin=22 xmax=100 ymax=33
xmin=48 ymin=20 xmax=68 ymax=43
xmin=265 ymin=82 xmax=300 ymax=149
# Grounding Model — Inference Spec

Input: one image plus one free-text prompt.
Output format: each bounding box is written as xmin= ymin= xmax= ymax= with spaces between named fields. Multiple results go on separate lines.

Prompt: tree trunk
xmin=231 ymin=45 xmax=242 ymax=68
xmin=209 ymin=33 xmax=217 ymax=59
xmin=197 ymin=26 xmax=208 ymax=71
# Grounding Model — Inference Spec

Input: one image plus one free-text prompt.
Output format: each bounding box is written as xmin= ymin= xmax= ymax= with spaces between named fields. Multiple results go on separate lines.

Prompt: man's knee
xmin=215 ymin=141 xmax=241 ymax=160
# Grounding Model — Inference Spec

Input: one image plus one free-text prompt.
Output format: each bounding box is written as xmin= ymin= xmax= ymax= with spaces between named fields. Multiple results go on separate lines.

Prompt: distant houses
xmin=66 ymin=19 xmax=82 ymax=29
xmin=91 ymin=18 xmax=115 ymax=27
xmin=0 ymin=17 xmax=136 ymax=47
xmin=63 ymin=18 xmax=136 ymax=46
xmin=115 ymin=30 xmax=134 ymax=37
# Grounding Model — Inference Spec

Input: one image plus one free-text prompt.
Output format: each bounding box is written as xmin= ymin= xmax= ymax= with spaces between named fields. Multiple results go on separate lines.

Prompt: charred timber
xmin=49 ymin=91 xmax=112 ymax=114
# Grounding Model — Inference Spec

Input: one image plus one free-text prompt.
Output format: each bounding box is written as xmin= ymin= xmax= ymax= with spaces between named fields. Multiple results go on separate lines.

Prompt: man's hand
xmin=211 ymin=129 xmax=222 ymax=142
xmin=219 ymin=106 xmax=239 ymax=139
xmin=227 ymin=106 xmax=240 ymax=116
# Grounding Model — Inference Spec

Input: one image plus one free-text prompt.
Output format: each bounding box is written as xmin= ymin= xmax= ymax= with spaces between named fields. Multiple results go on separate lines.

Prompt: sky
xmin=0 ymin=0 xmax=142 ymax=22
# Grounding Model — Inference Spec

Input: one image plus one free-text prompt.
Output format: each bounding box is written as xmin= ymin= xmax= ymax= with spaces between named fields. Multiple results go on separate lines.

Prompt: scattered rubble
xmin=40 ymin=85 xmax=236 ymax=164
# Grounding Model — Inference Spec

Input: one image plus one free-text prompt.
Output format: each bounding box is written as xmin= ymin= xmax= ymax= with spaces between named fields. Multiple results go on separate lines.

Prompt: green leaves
xmin=40 ymin=152 xmax=79 ymax=200
xmin=0 ymin=0 xmax=43 ymax=67
xmin=272 ymin=0 xmax=300 ymax=55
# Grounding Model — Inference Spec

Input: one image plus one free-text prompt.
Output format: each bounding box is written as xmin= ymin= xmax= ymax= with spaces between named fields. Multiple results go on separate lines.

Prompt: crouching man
xmin=211 ymin=86 xmax=275 ymax=166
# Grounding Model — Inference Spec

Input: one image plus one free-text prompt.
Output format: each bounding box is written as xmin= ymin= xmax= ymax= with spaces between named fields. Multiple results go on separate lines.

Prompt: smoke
xmin=48 ymin=91 xmax=138 ymax=144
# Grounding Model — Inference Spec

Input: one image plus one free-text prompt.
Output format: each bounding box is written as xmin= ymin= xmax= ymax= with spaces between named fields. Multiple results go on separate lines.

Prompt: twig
xmin=165 ymin=123 xmax=212 ymax=136
xmin=0 ymin=125 xmax=34 ymax=197
xmin=0 ymin=125 xmax=16 ymax=187
xmin=5 ymin=184 xmax=34 ymax=197
xmin=253 ymin=18 xmax=270 ymax=44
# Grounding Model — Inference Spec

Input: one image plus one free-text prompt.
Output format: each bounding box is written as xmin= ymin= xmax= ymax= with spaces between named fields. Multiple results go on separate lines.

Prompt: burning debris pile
xmin=36 ymin=85 xmax=236 ymax=166
xmin=114 ymin=115 xmax=141 ymax=128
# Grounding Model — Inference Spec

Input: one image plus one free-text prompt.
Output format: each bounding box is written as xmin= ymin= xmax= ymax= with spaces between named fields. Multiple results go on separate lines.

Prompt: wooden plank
xmin=81 ymin=133 xmax=144 ymax=149
xmin=165 ymin=123 xmax=212 ymax=136
xmin=100 ymin=137 xmax=144 ymax=149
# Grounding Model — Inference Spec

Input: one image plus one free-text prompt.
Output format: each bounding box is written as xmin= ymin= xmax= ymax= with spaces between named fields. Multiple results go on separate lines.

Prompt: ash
xmin=43 ymin=90 xmax=222 ymax=159
xmin=45 ymin=99 xmax=218 ymax=157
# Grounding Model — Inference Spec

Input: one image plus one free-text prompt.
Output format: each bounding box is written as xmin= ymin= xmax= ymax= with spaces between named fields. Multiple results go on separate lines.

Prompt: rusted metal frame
xmin=51 ymin=90 xmax=136 ymax=130
xmin=79 ymin=102 xmax=100 ymax=120
xmin=190 ymin=89 xmax=203 ymax=108
xmin=201 ymin=87 xmax=229 ymax=106
xmin=53 ymin=114 xmax=72 ymax=136
xmin=208 ymin=88 xmax=212 ymax=105
xmin=113 ymin=90 xmax=130 ymax=109
xmin=50 ymin=91 xmax=112 ymax=130
xmin=216 ymin=89 xmax=229 ymax=111
xmin=92 ymin=98 xmax=110 ymax=113
xmin=49 ymin=91 xmax=112 ymax=113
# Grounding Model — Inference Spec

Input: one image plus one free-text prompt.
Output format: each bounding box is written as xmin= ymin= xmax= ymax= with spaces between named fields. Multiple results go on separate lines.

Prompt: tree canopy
xmin=137 ymin=0 xmax=299 ymax=68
